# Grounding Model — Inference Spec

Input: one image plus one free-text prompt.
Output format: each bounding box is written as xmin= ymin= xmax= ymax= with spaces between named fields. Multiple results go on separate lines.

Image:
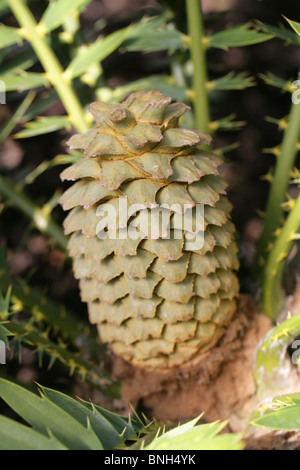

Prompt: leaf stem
xmin=4 ymin=320 xmax=111 ymax=390
xmin=0 ymin=274 xmax=91 ymax=346
xmin=255 ymin=75 xmax=300 ymax=269
xmin=261 ymin=193 xmax=300 ymax=320
xmin=185 ymin=0 xmax=210 ymax=134
xmin=7 ymin=0 xmax=89 ymax=133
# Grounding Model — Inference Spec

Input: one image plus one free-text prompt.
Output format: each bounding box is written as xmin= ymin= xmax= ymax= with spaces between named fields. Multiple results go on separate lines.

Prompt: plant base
xmin=110 ymin=293 xmax=300 ymax=449
xmin=113 ymin=295 xmax=271 ymax=431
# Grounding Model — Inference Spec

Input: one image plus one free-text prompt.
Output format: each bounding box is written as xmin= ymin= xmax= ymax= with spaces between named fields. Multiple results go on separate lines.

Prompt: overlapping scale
xmin=60 ymin=90 xmax=239 ymax=369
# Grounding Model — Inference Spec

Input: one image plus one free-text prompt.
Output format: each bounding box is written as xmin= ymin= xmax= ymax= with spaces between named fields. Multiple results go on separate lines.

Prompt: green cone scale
xmin=60 ymin=90 xmax=239 ymax=369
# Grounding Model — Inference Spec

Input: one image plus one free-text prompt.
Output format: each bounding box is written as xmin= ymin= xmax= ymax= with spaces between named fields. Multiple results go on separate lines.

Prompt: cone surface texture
xmin=60 ymin=90 xmax=240 ymax=369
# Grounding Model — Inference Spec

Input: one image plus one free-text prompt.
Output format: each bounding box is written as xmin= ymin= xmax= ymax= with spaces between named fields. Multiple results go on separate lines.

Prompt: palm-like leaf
xmin=0 ymin=379 xmax=243 ymax=450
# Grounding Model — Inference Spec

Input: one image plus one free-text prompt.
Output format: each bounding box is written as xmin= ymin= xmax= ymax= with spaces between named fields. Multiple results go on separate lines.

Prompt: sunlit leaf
xmin=255 ymin=20 xmax=300 ymax=45
xmin=0 ymin=73 xmax=49 ymax=92
xmin=0 ymin=379 xmax=245 ymax=450
xmin=0 ymin=30 xmax=81 ymax=76
xmin=123 ymin=29 xmax=183 ymax=52
xmin=209 ymin=72 xmax=255 ymax=91
xmin=14 ymin=116 xmax=71 ymax=138
xmin=0 ymin=380 xmax=140 ymax=450
xmin=0 ymin=415 xmax=67 ymax=450
xmin=143 ymin=418 xmax=244 ymax=450
xmin=0 ymin=25 xmax=24 ymax=48
xmin=284 ymin=17 xmax=300 ymax=38
xmin=0 ymin=0 xmax=10 ymax=15
xmin=0 ymin=284 xmax=12 ymax=320
xmin=80 ymin=399 xmax=148 ymax=440
xmin=251 ymin=393 xmax=300 ymax=430
xmin=210 ymin=115 xmax=245 ymax=132
xmin=0 ymin=378 xmax=103 ymax=450
xmin=0 ymin=323 xmax=12 ymax=348
xmin=206 ymin=23 xmax=273 ymax=49
xmin=119 ymin=14 xmax=184 ymax=52
xmin=66 ymin=27 xmax=131 ymax=79
xmin=39 ymin=385 xmax=125 ymax=449
xmin=40 ymin=0 xmax=92 ymax=33
xmin=259 ymin=72 xmax=293 ymax=92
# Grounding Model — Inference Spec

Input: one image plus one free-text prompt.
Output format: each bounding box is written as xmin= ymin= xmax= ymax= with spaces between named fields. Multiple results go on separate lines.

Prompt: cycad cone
xmin=60 ymin=90 xmax=239 ymax=369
